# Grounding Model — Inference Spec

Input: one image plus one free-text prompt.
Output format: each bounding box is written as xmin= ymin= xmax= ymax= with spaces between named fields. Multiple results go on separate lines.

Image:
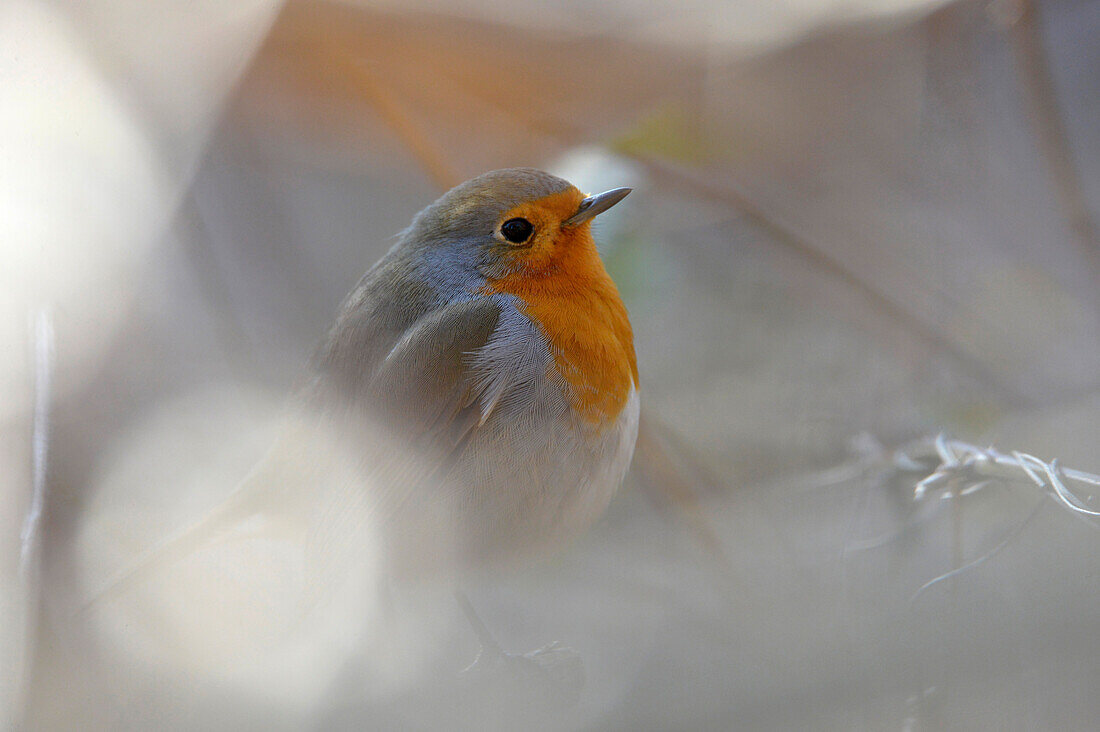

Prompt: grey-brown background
xmin=4 ymin=0 xmax=1100 ymax=728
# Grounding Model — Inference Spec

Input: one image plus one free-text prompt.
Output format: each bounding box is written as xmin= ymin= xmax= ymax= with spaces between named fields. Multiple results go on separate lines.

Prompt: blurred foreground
xmin=4 ymin=0 xmax=1100 ymax=728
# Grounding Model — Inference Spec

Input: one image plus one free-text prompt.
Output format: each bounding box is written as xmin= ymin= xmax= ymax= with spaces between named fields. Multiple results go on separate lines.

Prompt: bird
xmin=87 ymin=167 xmax=639 ymax=618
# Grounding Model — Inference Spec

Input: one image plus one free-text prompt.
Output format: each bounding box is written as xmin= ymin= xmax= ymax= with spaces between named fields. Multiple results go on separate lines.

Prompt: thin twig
xmin=910 ymin=497 xmax=1046 ymax=602
xmin=629 ymin=154 xmax=1034 ymax=410
xmin=905 ymin=435 xmax=1100 ymax=516
xmin=13 ymin=309 xmax=53 ymax=728
xmin=901 ymin=434 xmax=1100 ymax=596
xmin=1003 ymin=0 xmax=1100 ymax=258
xmin=454 ymin=589 xmax=503 ymax=657
xmin=318 ymin=32 xmax=462 ymax=190
xmin=632 ymin=417 xmax=738 ymax=582
xmin=797 ymin=433 xmax=1100 ymax=599
xmin=21 ymin=309 xmax=53 ymax=578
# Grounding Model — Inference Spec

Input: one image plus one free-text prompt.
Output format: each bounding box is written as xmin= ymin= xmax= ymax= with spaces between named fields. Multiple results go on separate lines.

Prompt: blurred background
xmin=4 ymin=0 xmax=1100 ymax=728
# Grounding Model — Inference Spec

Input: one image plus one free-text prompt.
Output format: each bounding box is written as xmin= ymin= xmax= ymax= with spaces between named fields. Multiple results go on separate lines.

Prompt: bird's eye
xmin=499 ymin=217 xmax=534 ymax=244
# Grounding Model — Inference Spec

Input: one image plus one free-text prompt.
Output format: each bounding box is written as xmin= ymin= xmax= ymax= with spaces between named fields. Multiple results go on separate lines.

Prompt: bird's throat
xmin=482 ymin=226 xmax=638 ymax=428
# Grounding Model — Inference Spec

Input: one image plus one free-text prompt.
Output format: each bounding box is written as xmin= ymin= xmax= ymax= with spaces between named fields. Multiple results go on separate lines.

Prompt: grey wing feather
xmin=363 ymin=296 xmax=503 ymax=446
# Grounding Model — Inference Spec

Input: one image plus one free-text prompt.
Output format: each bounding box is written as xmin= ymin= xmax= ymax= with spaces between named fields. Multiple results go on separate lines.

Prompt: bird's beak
xmin=562 ymin=187 xmax=632 ymax=227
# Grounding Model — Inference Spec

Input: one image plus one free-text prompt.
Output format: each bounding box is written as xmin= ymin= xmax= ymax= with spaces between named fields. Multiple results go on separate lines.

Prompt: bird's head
xmin=404 ymin=167 xmax=630 ymax=282
xmin=396 ymin=168 xmax=638 ymax=425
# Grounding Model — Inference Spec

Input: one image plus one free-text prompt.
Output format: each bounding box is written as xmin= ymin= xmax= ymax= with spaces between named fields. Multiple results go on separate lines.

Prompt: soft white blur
xmin=352 ymin=0 xmax=954 ymax=51
xmin=1 ymin=0 xmax=281 ymax=723
xmin=71 ymin=386 xmax=444 ymax=722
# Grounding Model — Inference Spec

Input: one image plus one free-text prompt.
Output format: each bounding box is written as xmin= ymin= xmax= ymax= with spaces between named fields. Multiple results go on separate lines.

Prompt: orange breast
xmin=483 ymin=218 xmax=638 ymax=428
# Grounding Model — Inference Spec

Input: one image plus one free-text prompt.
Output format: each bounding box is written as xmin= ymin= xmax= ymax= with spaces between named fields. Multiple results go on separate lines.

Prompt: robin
xmin=90 ymin=167 xmax=638 ymax=606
